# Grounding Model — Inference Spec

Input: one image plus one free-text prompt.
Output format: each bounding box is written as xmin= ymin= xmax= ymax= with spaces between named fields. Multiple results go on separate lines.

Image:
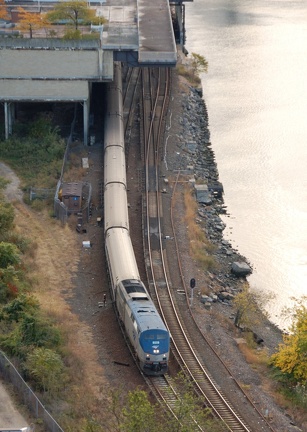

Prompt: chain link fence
xmin=0 ymin=351 xmax=64 ymax=432
xmin=54 ymin=180 xmax=92 ymax=225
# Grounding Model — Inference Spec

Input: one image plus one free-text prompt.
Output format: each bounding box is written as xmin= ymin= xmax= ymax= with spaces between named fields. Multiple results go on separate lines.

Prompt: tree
xmin=17 ymin=7 xmax=48 ymax=39
xmin=0 ymin=265 xmax=20 ymax=301
xmin=46 ymin=0 xmax=96 ymax=30
xmin=233 ymin=282 xmax=271 ymax=329
xmin=191 ymin=52 xmax=208 ymax=76
xmin=0 ymin=0 xmax=10 ymax=21
xmin=121 ymin=389 xmax=156 ymax=432
xmin=0 ymin=294 xmax=39 ymax=322
xmin=169 ymin=373 xmax=223 ymax=432
xmin=270 ymin=302 xmax=307 ymax=384
xmin=102 ymin=376 xmax=224 ymax=432
xmin=0 ymin=242 xmax=20 ymax=269
xmin=0 ymin=310 xmax=62 ymax=359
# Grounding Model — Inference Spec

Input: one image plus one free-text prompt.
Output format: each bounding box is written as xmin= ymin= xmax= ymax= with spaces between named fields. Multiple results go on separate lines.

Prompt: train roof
xmin=105 ymin=229 xmax=140 ymax=284
xmin=120 ymin=281 xmax=167 ymax=331
xmin=129 ymin=299 xmax=167 ymax=332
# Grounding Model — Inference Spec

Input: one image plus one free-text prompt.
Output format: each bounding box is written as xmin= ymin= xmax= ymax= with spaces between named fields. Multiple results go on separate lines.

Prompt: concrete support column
xmin=4 ymin=102 xmax=15 ymax=139
xmin=83 ymin=99 xmax=89 ymax=145
xmin=175 ymin=4 xmax=185 ymax=46
xmin=10 ymin=102 xmax=15 ymax=132
xmin=4 ymin=102 xmax=9 ymax=140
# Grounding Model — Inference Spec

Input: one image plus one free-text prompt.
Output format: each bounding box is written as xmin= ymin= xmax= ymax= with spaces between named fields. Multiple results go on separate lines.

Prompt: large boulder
xmin=194 ymin=184 xmax=212 ymax=205
xmin=218 ymin=291 xmax=235 ymax=301
xmin=231 ymin=261 xmax=252 ymax=277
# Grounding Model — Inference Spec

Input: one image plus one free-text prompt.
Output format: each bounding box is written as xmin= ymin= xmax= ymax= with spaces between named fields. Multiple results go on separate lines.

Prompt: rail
xmin=140 ymin=67 xmax=276 ymax=432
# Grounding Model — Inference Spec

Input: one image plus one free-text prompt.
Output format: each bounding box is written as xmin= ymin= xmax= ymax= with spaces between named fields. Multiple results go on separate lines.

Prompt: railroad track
xmin=123 ymin=67 xmax=141 ymax=139
xmin=137 ymin=66 xmax=278 ymax=432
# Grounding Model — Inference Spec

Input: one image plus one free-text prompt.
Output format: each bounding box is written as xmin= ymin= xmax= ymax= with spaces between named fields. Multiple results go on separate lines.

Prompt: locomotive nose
xmin=153 ymin=362 xmax=162 ymax=372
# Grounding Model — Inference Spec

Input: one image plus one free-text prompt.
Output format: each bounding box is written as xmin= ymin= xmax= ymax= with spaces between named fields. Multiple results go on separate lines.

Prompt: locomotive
xmin=103 ymin=63 xmax=170 ymax=375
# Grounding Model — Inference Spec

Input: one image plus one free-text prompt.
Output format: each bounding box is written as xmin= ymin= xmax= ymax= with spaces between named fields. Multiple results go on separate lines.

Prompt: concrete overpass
xmin=0 ymin=0 xmax=191 ymax=144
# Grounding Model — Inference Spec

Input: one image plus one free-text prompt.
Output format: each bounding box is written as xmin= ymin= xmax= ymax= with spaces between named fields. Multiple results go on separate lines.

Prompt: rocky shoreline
xmin=168 ymin=86 xmax=253 ymax=299
xmin=161 ymin=72 xmax=307 ymax=430
xmin=165 ymin=75 xmax=284 ymax=354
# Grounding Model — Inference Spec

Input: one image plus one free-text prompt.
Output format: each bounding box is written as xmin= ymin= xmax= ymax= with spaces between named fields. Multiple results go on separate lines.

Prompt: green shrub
xmin=0 ymin=201 xmax=15 ymax=237
xmin=63 ymin=29 xmax=82 ymax=39
xmin=1 ymin=232 xmax=32 ymax=254
xmin=0 ymin=118 xmax=65 ymax=189
xmin=0 ymin=311 xmax=62 ymax=359
xmin=24 ymin=347 xmax=66 ymax=394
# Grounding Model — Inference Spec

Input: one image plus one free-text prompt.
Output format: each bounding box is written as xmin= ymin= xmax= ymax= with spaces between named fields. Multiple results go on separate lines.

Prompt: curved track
xmin=119 ymin=65 xmax=278 ymax=432
xmin=138 ymin=67 xmax=277 ymax=432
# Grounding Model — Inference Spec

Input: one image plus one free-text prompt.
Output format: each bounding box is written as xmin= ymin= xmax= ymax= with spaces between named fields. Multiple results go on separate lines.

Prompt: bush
xmin=1 ymin=232 xmax=32 ymax=254
xmin=0 ymin=118 xmax=65 ymax=189
xmin=270 ymin=303 xmax=307 ymax=384
xmin=24 ymin=347 xmax=65 ymax=394
xmin=0 ymin=201 xmax=14 ymax=237
xmin=63 ymin=29 xmax=82 ymax=39
xmin=176 ymin=64 xmax=201 ymax=85
xmin=0 ymin=311 xmax=62 ymax=359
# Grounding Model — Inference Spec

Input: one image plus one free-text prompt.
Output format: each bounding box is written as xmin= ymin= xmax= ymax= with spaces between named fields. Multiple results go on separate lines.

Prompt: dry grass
xmin=237 ymin=339 xmax=269 ymax=367
xmin=63 ymin=149 xmax=89 ymax=182
xmin=176 ymin=64 xmax=201 ymax=86
xmin=12 ymin=202 xmax=107 ymax=427
xmin=261 ymin=378 xmax=307 ymax=428
xmin=183 ymin=186 xmax=217 ymax=270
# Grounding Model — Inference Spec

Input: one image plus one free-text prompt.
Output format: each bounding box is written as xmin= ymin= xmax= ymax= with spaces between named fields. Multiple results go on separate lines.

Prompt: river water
xmin=185 ymin=0 xmax=307 ymax=329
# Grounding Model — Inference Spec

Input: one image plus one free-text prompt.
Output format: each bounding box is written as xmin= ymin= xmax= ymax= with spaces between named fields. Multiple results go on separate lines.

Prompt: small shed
xmin=61 ymin=182 xmax=83 ymax=211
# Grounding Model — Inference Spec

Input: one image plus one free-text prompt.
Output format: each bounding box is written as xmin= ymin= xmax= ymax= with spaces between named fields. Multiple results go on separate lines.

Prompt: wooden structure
xmin=61 ymin=182 xmax=83 ymax=212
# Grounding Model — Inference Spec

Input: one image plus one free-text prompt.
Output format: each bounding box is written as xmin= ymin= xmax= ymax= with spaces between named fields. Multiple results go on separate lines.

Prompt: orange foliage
xmin=0 ymin=0 xmax=10 ymax=20
xmin=17 ymin=7 xmax=49 ymax=38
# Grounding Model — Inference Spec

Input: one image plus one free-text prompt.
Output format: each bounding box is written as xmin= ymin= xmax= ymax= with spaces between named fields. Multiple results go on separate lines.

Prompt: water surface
xmin=185 ymin=0 xmax=307 ymax=329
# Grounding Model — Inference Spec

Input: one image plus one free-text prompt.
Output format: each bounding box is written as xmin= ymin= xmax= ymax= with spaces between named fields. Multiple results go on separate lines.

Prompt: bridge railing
xmin=0 ymin=37 xmax=101 ymax=49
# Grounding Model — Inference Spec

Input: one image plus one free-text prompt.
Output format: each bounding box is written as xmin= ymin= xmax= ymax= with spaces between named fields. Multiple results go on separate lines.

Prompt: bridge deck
xmin=138 ymin=0 xmax=176 ymax=65
xmin=100 ymin=0 xmax=176 ymax=65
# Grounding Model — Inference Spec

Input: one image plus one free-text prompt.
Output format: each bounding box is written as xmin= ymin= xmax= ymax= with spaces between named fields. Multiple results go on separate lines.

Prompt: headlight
xmin=153 ymin=349 xmax=160 ymax=354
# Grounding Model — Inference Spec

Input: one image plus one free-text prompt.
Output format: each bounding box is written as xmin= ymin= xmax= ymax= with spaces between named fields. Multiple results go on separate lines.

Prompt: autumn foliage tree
xmin=0 ymin=0 xmax=10 ymax=21
xmin=270 ymin=301 xmax=307 ymax=384
xmin=17 ymin=7 xmax=48 ymax=38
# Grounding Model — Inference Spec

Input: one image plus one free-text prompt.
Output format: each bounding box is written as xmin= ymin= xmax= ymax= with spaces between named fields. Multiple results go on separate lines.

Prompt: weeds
xmin=176 ymin=64 xmax=201 ymax=86
xmin=237 ymin=340 xmax=269 ymax=366
xmin=269 ymin=367 xmax=307 ymax=415
xmin=0 ymin=117 xmax=65 ymax=190
xmin=183 ymin=186 xmax=217 ymax=270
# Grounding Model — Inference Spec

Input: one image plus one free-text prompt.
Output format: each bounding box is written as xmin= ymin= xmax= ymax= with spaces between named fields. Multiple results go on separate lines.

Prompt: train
xmin=103 ymin=62 xmax=170 ymax=375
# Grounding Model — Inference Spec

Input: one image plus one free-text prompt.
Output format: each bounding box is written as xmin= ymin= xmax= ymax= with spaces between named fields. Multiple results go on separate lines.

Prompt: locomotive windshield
xmin=122 ymin=279 xmax=147 ymax=295
xmin=143 ymin=331 xmax=168 ymax=340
